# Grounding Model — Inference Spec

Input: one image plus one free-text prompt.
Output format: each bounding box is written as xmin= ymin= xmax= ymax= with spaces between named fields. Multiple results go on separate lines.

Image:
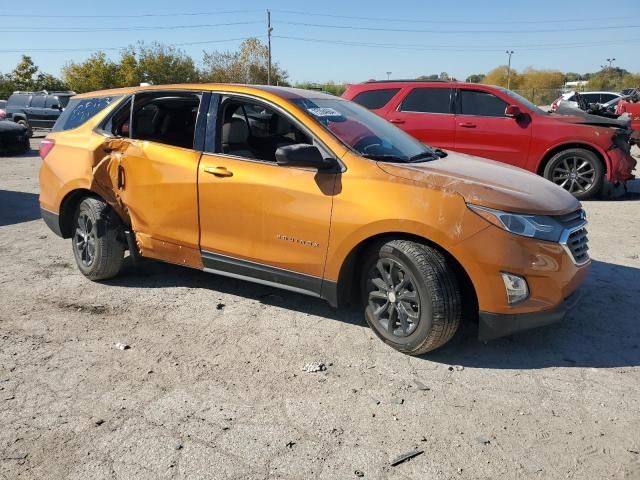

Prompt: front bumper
xmin=478 ymin=289 xmax=582 ymax=341
xmin=608 ymin=147 xmax=636 ymax=182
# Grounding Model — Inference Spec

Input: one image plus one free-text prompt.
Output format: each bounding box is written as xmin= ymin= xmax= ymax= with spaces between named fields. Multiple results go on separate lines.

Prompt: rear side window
xmin=352 ymin=88 xmax=400 ymax=110
xmin=400 ymin=88 xmax=452 ymax=113
xmin=459 ymin=90 xmax=507 ymax=117
xmin=52 ymin=96 xmax=121 ymax=132
xmin=582 ymin=93 xmax=600 ymax=103
xmin=600 ymin=93 xmax=618 ymax=103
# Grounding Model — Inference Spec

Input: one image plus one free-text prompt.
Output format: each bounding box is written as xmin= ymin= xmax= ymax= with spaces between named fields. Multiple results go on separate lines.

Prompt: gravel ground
xmin=1 ymin=137 xmax=639 ymax=480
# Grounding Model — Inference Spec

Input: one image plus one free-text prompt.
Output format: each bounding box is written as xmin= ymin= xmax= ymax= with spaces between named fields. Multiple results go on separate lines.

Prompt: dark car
xmin=0 ymin=121 xmax=30 ymax=155
xmin=343 ymin=80 xmax=636 ymax=200
xmin=5 ymin=90 xmax=75 ymax=137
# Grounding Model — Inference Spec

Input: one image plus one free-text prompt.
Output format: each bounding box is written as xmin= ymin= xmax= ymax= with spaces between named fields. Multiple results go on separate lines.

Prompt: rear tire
xmin=361 ymin=240 xmax=461 ymax=355
xmin=16 ymin=119 xmax=32 ymax=138
xmin=72 ymin=197 xmax=124 ymax=280
xmin=543 ymin=148 xmax=604 ymax=200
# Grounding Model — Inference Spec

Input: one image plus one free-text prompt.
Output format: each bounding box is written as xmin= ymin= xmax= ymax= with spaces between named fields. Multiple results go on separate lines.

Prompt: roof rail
xmin=364 ymin=79 xmax=449 ymax=84
xmin=11 ymin=90 xmax=76 ymax=95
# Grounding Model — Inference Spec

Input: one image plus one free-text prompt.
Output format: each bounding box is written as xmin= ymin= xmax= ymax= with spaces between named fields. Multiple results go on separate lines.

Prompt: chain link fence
xmin=512 ymin=88 xmax=564 ymax=107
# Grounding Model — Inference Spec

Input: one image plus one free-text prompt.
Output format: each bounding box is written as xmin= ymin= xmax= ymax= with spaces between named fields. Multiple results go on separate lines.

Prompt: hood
xmin=0 ymin=121 xmax=27 ymax=133
xmin=552 ymin=106 xmax=630 ymax=129
xmin=377 ymin=151 xmax=580 ymax=216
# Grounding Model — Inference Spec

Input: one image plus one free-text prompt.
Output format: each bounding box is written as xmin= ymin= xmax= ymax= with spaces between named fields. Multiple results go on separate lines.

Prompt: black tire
xmin=543 ymin=148 xmax=604 ymax=200
xmin=361 ymin=240 xmax=461 ymax=355
xmin=16 ymin=119 xmax=32 ymax=138
xmin=72 ymin=197 xmax=124 ymax=280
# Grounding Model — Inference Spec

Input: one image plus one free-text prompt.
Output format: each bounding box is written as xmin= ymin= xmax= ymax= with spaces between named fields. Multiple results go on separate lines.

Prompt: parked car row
xmin=343 ymin=80 xmax=636 ymax=200
xmin=39 ymin=83 xmax=598 ymax=355
xmin=3 ymin=90 xmax=75 ymax=137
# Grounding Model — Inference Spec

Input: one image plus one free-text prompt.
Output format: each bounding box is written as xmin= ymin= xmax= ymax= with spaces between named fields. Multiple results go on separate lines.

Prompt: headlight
xmin=468 ymin=204 xmax=564 ymax=242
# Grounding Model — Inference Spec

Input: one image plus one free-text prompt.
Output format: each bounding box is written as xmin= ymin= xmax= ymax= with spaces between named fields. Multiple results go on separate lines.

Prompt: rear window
xmin=7 ymin=94 xmax=31 ymax=107
xmin=52 ymin=96 xmax=121 ymax=132
xmin=352 ymin=88 xmax=400 ymax=110
xmin=400 ymin=88 xmax=451 ymax=113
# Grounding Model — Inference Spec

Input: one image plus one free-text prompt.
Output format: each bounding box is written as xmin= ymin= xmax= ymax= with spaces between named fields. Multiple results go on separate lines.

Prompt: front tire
xmin=543 ymin=148 xmax=604 ymax=200
xmin=361 ymin=240 xmax=461 ymax=355
xmin=16 ymin=119 xmax=32 ymax=138
xmin=72 ymin=197 xmax=124 ymax=280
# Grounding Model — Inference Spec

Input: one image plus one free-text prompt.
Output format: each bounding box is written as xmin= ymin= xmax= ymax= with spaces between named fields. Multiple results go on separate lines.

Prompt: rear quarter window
xmin=52 ymin=96 xmax=121 ymax=132
xmin=351 ymin=88 xmax=400 ymax=110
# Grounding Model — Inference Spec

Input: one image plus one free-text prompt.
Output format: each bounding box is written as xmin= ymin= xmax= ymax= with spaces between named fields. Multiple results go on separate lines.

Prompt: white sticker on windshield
xmin=307 ymin=107 xmax=342 ymax=117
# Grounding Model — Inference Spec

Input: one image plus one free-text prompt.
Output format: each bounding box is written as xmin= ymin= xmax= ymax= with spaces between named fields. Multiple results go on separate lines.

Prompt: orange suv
xmin=39 ymin=84 xmax=590 ymax=355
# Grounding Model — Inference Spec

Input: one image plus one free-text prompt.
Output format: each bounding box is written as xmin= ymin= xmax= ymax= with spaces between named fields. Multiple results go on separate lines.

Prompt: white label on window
xmin=307 ymin=107 xmax=342 ymax=117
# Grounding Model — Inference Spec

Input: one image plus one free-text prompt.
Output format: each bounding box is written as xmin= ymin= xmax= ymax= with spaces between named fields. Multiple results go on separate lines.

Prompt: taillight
xmin=39 ymin=139 xmax=55 ymax=159
xmin=551 ymin=98 xmax=559 ymax=111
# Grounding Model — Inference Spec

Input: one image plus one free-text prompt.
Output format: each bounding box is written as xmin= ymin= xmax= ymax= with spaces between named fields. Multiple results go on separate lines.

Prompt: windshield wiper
xmin=361 ymin=153 xmax=407 ymax=162
xmin=408 ymin=151 xmax=439 ymax=162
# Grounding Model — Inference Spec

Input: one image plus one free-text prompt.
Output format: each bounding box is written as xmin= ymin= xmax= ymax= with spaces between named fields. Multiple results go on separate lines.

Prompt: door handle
xmin=389 ymin=118 xmax=405 ymax=124
xmin=204 ymin=166 xmax=233 ymax=177
xmin=458 ymin=122 xmax=477 ymax=128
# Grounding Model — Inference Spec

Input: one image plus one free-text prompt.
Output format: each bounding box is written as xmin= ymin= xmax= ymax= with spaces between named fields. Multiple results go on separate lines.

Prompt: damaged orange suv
xmin=39 ymin=84 xmax=590 ymax=354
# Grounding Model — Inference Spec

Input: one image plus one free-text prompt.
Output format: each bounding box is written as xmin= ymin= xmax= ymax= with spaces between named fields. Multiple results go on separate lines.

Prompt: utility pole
xmin=267 ymin=10 xmax=273 ymax=85
xmin=606 ymin=57 xmax=616 ymax=69
xmin=386 ymin=71 xmax=392 ymax=80
xmin=506 ymin=50 xmax=514 ymax=90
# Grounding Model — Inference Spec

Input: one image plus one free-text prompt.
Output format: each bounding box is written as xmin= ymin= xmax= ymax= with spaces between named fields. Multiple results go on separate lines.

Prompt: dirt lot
xmin=1 ymin=137 xmax=640 ymax=480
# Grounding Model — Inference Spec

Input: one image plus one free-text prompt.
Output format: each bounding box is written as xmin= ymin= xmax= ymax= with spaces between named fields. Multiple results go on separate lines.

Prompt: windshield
xmin=496 ymin=87 xmax=547 ymax=115
xmin=292 ymin=97 xmax=438 ymax=162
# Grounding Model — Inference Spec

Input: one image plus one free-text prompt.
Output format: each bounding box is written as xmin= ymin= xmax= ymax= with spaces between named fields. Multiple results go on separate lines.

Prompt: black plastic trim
xmin=201 ymin=251 xmax=323 ymax=297
xmin=40 ymin=208 xmax=63 ymax=237
xmin=478 ymin=289 xmax=582 ymax=342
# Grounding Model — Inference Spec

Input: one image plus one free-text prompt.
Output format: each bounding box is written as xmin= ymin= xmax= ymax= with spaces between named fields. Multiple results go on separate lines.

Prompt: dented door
xmin=94 ymin=137 xmax=202 ymax=267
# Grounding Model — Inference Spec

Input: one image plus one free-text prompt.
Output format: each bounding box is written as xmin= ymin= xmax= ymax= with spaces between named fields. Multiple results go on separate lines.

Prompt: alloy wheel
xmin=551 ymin=156 xmax=595 ymax=194
xmin=366 ymin=258 xmax=421 ymax=337
xmin=74 ymin=212 xmax=96 ymax=267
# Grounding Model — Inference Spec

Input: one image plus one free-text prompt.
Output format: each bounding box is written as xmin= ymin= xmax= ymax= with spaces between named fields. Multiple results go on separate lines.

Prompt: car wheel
xmin=16 ymin=119 xmax=32 ymax=138
xmin=361 ymin=240 xmax=461 ymax=355
xmin=72 ymin=197 xmax=124 ymax=280
xmin=543 ymin=148 xmax=604 ymax=200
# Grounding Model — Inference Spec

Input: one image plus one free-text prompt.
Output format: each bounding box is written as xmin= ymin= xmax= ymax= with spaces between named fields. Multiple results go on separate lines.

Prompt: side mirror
xmin=50 ymin=104 xmax=60 ymax=110
xmin=275 ymin=144 xmax=334 ymax=169
xmin=505 ymin=105 xmax=522 ymax=118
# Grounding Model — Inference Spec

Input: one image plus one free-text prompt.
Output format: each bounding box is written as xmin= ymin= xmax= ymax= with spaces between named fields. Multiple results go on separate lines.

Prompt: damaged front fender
xmin=90 ymin=138 xmax=131 ymax=225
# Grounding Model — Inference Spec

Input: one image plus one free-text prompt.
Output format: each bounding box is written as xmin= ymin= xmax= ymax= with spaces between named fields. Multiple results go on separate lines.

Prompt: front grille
xmin=566 ymin=227 xmax=589 ymax=265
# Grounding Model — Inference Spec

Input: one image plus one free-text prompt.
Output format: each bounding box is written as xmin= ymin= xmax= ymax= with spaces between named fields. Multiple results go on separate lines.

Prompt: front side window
xmin=217 ymin=99 xmax=311 ymax=162
xmin=400 ymin=88 xmax=452 ymax=114
xmin=53 ymin=96 xmax=121 ymax=132
xmin=352 ymin=88 xmax=401 ymax=110
xmin=459 ymin=90 xmax=507 ymax=117
xmin=293 ymin=97 xmax=438 ymax=163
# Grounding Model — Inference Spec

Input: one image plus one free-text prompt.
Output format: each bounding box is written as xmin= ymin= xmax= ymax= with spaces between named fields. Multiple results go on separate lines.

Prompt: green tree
xmin=294 ymin=81 xmax=346 ymax=96
xmin=128 ymin=42 xmax=199 ymax=85
xmin=201 ymin=37 xmax=288 ymax=85
xmin=465 ymin=73 xmax=486 ymax=83
xmin=482 ymin=65 xmax=521 ymax=89
xmin=62 ymin=52 xmax=118 ymax=93
xmin=417 ymin=74 xmax=440 ymax=80
xmin=9 ymin=55 xmax=39 ymax=90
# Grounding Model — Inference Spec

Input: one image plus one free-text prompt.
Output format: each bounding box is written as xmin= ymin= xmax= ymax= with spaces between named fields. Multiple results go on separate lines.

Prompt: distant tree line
xmin=1 ymin=44 xmax=638 ymax=104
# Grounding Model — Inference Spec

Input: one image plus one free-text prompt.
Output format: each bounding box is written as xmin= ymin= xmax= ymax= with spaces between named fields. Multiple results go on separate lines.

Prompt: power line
xmin=1 ymin=21 xmax=261 ymax=33
xmin=273 ymin=35 xmax=640 ymax=52
xmin=0 ymin=36 xmax=264 ymax=53
xmin=278 ymin=20 xmax=640 ymax=34
xmin=0 ymin=9 xmax=261 ymax=18
xmin=273 ymin=9 xmax=640 ymax=25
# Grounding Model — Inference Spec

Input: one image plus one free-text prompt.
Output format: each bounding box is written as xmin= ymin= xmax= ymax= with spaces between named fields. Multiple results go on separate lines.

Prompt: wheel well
xmin=58 ymin=189 xmax=98 ymax=238
xmin=537 ymin=143 xmax=607 ymax=177
xmin=335 ymin=233 xmax=478 ymax=321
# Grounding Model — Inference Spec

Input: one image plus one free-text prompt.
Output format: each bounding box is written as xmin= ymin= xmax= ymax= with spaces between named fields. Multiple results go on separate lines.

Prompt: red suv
xmin=343 ymin=80 xmax=636 ymax=199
